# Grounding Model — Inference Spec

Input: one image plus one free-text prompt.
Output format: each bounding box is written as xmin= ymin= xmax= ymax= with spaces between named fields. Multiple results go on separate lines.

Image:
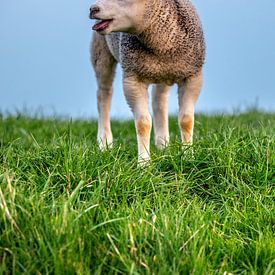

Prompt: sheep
xmin=89 ymin=0 xmax=205 ymax=164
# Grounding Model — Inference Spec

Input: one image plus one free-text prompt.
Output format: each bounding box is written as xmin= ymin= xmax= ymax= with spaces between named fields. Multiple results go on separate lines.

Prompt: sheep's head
xmin=90 ymin=0 xmax=147 ymax=34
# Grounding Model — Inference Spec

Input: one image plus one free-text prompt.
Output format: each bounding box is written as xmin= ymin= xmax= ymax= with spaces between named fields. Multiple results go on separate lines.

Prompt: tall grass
xmin=0 ymin=111 xmax=274 ymax=274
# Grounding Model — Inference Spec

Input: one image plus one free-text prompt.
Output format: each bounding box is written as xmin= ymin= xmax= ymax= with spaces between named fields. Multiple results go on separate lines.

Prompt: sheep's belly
xmin=122 ymin=55 xmax=201 ymax=84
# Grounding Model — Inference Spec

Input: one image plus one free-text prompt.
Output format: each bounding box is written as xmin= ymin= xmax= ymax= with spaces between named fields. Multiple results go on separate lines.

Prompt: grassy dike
xmin=0 ymin=111 xmax=274 ymax=274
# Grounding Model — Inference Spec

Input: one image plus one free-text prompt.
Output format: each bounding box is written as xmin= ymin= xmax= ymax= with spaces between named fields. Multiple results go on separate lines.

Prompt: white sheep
xmin=89 ymin=0 xmax=205 ymax=164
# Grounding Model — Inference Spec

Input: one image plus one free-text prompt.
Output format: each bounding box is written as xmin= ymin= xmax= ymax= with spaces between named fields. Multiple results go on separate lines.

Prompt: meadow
xmin=0 ymin=111 xmax=274 ymax=274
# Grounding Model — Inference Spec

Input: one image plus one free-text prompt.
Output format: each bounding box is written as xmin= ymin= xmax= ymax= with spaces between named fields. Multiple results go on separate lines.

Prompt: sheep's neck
xmin=137 ymin=0 xmax=185 ymax=55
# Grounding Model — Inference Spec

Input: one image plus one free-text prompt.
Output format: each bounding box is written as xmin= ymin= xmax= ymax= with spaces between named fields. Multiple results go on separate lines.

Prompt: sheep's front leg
xmin=152 ymin=84 xmax=171 ymax=149
xmin=123 ymin=76 xmax=152 ymax=164
xmin=91 ymin=32 xmax=117 ymax=150
xmin=97 ymin=87 xmax=113 ymax=150
xmin=178 ymin=70 xmax=203 ymax=144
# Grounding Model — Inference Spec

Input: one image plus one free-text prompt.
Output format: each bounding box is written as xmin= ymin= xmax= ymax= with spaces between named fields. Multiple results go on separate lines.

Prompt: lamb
xmin=89 ymin=0 xmax=205 ymax=164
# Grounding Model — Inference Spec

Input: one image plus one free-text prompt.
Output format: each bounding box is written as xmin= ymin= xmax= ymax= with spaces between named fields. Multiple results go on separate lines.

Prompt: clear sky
xmin=1 ymin=0 xmax=275 ymax=118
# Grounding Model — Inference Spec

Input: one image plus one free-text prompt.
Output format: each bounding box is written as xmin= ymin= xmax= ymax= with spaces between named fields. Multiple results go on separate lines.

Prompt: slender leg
xmin=91 ymin=33 xmax=117 ymax=150
xmin=178 ymin=70 xmax=203 ymax=144
xmin=152 ymin=84 xmax=171 ymax=149
xmin=123 ymin=76 xmax=151 ymax=164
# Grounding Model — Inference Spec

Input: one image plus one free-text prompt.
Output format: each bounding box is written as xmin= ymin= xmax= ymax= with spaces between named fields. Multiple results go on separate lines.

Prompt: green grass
xmin=0 ymin=111 xmax=274 ymax=274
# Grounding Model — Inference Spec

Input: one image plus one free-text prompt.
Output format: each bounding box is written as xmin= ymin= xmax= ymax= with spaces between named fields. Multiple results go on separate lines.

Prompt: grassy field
xmin=0 ymin=111 xmax=274 ymax=274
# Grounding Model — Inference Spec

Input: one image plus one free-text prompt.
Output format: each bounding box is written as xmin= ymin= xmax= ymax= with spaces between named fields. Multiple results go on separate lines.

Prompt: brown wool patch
xmin=180 ymin=115 xmax=193 ymax=136
xmin=136 ymin=119 xmax=151 ymax=137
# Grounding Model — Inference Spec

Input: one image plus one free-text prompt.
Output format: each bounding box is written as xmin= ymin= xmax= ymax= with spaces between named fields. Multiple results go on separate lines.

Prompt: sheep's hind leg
xmin=178 ymin=70 xmax=203 ymax=145
xmin=123 ymin=76 xmax=151 ymax=164
xmin=152 ymin=84 xmax=171 ymax=149
xmin=91 ymin=33 xmax=117 ymax=150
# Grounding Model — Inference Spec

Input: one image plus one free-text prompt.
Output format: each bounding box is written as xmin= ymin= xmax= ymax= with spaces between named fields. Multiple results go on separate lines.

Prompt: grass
xmin=0 ymin=111 xmax=274 ymax=274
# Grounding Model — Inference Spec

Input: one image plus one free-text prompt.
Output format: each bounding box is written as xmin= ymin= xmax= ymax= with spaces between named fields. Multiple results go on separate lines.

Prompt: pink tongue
xmin=92 ymin=20 xmax=111 ymax=31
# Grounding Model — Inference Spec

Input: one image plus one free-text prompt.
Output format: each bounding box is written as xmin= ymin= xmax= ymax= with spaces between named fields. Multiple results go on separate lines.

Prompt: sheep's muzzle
xmin=92 ymin=19 xmax=113 ymax=32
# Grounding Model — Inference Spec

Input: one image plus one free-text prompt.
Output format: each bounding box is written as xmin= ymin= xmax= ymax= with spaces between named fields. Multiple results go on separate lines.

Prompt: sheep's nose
xmin=89 ymin=6 xmax=100 ymax=19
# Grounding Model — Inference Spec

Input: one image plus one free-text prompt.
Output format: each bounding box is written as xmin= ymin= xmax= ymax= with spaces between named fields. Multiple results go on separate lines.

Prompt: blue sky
xmin=1 ymin=0 xmax=275 ymax=118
